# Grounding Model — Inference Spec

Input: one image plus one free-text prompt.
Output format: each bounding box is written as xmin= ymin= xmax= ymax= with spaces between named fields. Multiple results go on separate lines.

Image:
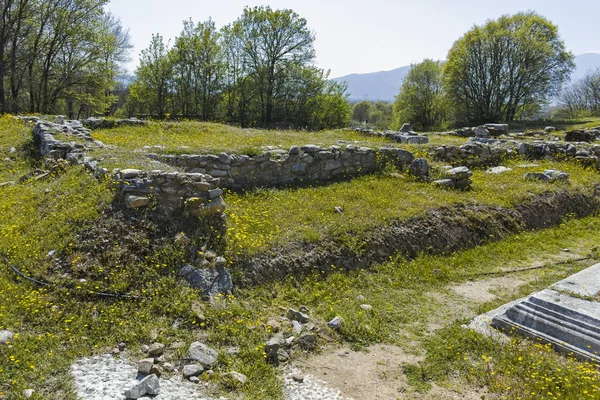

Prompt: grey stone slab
xmin=471 ymin=263 xmax=600 ymax=363
xmin=491 ymin=263 xmax=600 ymax=363
xmin=551 ymin=263 xmax=600 ymax=298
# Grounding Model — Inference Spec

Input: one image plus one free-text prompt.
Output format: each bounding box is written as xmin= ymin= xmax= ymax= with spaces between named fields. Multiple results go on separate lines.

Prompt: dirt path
xmin=287 ymin=261 xmax=572 ymax=399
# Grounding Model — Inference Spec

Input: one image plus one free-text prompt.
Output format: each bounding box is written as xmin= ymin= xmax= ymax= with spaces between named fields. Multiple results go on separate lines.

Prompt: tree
xmin=0 ymin=0 xmax=131 ymax=115
xmin=369 ymin=101 xmax=393 ymax=130
xmin=560 ymin=69 xmax=600 ymax=117
xmin=172 ymin=19 xmax=224 ymax=120
xmin=230 ymin=6 xmax=315 ymax=124
xmin=352 ymin=101 xmax=371 ymax=123
xmin=444 ymin=12 xmax=574 ymax=124
xmin=392 ymin=59 xmax=447 ymax=130
xmin=135 ymin=34 xmax=173 ymax=118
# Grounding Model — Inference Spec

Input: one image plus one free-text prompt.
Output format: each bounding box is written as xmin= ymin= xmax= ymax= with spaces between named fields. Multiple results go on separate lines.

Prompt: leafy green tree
xmin=0 ymin=0 xmax=131 ymax=115
xmin=369 ymin=101 xmax=392 ymax=129
xmin=135 ymin=34 xmax=174 ymax=118
xmin=230 ymin=6 xmax=315 ymax=124
xmin=444 ymin=12 xmax=574 ymax=124
xmin=221 ymin=23 xmax=257 ymax=127
xmin=352 ymin=101 xmax=371 ymax=123
xmin=392 ymin=59 xmax=447 ymax=130
xmin=172 ymin=19 xmax=224 ymax=120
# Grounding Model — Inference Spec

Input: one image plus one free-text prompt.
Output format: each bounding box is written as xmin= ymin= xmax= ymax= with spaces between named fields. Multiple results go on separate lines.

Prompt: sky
xmin=106 ymin=0 xmax=600 ymax=78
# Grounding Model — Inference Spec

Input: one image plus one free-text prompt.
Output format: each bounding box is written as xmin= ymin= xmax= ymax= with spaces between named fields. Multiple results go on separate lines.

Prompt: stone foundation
xmin=151 ymin=145 xmax=419 ymax=190
xmin=32 ymin=119 xmax=226 ymax=218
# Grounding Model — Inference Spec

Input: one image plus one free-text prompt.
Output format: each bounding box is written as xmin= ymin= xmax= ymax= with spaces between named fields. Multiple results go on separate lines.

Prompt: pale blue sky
xmin=107 ymin=0 xmax=600 ymax=77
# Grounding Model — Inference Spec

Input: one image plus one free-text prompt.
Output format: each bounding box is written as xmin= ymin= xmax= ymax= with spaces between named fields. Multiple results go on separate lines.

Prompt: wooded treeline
xmin=560 ymin=69 xmax=600 ymax=118
xmin=127 ymin=6 xmax=351 ymax=130
xmin=0 ymin=0 xmax=131 ymax=117
xmin=388 ymin=12 xmax=577 ymax=130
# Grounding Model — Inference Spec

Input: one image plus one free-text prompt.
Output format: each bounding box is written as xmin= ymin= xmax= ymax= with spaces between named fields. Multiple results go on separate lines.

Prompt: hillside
xmin=334 ymin=53 xmax=600 ymax=102
xmin=2 ymin=117 xmax=600 ymax=399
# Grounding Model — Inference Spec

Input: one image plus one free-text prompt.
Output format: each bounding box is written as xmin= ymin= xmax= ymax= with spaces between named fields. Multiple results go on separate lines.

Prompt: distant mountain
xmin=332 ymin=66 xmax=411 ymax=103
xmin=333 ymin=53 xmax=600 ymax=102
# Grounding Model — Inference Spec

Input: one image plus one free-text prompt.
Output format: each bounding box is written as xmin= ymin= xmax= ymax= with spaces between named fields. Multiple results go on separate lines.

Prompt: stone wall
xmin=353 ymin=127 xmax=429 ymax=144
xmin=32 ymin=119 xmax=226 ymax=218
xmin=432 ymin=139 xmax=600 ymax=169
xmin=83 ymin=117 xmax=146 ymax=130
xmin=33 ymin=119 xmax=99 ymax=159
xmin=150 ymin=145 xmax=418 ymax=190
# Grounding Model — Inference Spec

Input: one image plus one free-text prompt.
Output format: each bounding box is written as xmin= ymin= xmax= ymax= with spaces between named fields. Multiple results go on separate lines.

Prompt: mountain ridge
xmin=333 ymin=53 xmax=600 ymax=102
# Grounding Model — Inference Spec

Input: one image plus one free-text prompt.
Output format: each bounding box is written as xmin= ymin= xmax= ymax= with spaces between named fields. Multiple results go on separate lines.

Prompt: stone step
xmin=492 ymin=284 xmax=600 ymax=363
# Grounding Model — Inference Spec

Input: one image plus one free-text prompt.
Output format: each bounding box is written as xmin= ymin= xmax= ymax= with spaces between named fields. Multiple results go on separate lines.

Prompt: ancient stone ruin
xmin=32 ymin=118 xmax=226 ymax=219
xmin=491 ymin=263 xmax=600 ymax=363
xmin=152 ymin=145 xmax=421 ymax=190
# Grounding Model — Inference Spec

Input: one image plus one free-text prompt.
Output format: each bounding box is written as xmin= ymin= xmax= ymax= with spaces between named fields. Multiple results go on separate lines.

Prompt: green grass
xmin=568 ymin=118 xmax=600 ymax=130
xmin=0 ymin=117 xmax=283 ymax=399
xmin=93 ymin=121 xmax=398 ymax=155
xmin=3 ymin=116 xmax=600 ymax=399
xmin=226 ymin=159 xmax=600 ymax=257
xmin=263 ymin=214 xmax=600 ymax=399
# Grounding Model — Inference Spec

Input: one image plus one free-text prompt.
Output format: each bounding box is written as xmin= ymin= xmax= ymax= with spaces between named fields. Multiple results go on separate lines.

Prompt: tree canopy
xmin=392 ymin=59 xmax=447 ymax=130
xmin=0 ymin=0 xmax=131 ymax=116
xmin=130 ymin=6 xmax=350 ymax=129
xmin=444 ymin=12 xmax=574 ymax=124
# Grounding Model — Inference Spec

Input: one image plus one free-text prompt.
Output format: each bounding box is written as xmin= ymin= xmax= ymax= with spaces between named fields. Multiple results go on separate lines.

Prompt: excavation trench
xmin=233 ymin=188 xmax=600 ymax=283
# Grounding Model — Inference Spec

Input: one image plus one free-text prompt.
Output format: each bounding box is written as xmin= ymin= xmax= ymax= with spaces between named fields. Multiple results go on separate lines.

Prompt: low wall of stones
xmin=353 ymin=127 xmax=429 ymax=144
xmin=83 ymin=117 xmax=146 ymax=130
xmin=432 ymin=139 xmax=600 ymax=169
xmin=151 ymin=145 xmax=418 ymax=190
xmin=32 ymin=119 xmax=226 ymax=219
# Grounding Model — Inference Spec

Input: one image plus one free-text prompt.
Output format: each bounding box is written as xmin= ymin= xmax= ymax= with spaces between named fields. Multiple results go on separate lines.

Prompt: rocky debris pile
xmin=264 ymin=307 xmax=330 ymax=366
xmin=353 ymin=125 xmax=429 ymax=144
xmin=84 ymin=117 xmax=146 ymax=130
xmin=565 ymin=128 xmax=600 ymax=143
xmin=524 ymin=169 xmax=570 ymax=182
xmin=178 ymin=257 xmax=233 ymax=299
xmin=71 ymin=354 xmax=216 ymax=400
xmin=433 ymin=166 xmax=473 ymax=190
xmin=393 ymin=123 xmax=429 ymax=144
xmin=517 ymin=141 xmax=600 ymax=167
xmin=443 ymin=124 xmax=508 ymax=138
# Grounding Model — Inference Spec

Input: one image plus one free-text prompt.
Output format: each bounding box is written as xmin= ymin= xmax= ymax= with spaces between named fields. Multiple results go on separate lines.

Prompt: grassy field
xmin=225 ymin=159 xmax=600 ymax=257
xmin=93 ymin=121 xmax=397 ymax=155
xmin=2 ymin=117 xmax=600 ymax=399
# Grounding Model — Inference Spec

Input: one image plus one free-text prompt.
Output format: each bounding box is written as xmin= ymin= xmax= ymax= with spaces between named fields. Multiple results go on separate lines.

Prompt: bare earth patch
xmin=290 ymin=345 xmax=495 ymax=400
xmin=451 ymin=275 xmax=528 ymax=303
xmin=293 ymin=344 xmax=421 ymax=399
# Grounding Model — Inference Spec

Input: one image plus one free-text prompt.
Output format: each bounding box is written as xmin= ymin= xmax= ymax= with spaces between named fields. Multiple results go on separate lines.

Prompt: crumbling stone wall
xmin=151 ymin=145 xmax=417 ymax=190
xmin=433 ymin=139 xmax=600 ymax=169
xmin=32 ymin=119 xmax=226 ymax=219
